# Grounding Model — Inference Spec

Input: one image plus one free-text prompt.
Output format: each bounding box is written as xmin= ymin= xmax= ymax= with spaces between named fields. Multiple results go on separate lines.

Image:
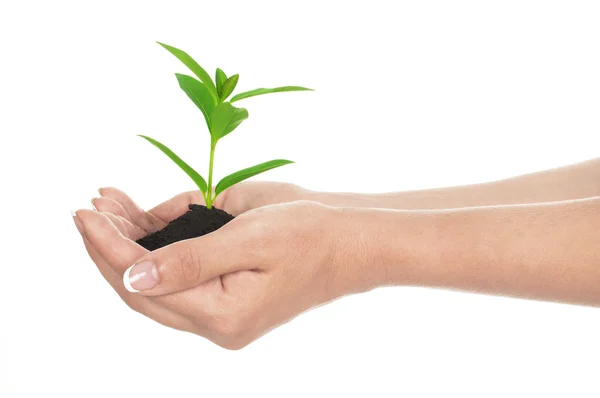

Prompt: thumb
xmin=123 ymin=227 xmax=250 ymax=296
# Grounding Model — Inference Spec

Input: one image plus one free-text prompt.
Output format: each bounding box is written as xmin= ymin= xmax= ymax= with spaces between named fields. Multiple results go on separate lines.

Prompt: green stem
xmin=206 ymin=138 xmax=217 ymax=209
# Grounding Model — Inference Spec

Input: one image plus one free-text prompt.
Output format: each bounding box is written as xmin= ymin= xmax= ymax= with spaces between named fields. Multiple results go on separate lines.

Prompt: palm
xmin=95 ymin=182 xmax=305 ymax=235
xmin=79 ymin=193 xmax=269 ymax=341
xmin=94 ymin=184 xmax=299 ymax=301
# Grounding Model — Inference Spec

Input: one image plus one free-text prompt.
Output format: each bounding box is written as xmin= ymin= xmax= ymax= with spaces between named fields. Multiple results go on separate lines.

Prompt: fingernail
xmin=98 ymin=187 xmax=104 ymax=196
xmin=91 ymin=198 xmax=98 ymax=211
xmin=123 ymin=261 xmax=158 ymax=292
xmin=72 ymin=210 xmax=85 ymax=236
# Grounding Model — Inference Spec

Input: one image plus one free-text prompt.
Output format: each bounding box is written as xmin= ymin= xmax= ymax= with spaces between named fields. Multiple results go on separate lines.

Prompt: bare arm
xmin=358 ymin=196 xmax=600 ymax=306
xmin=97 ymin=158 xmax=600 ymax=221
xmin=79 ymin=193 xmax=600 ymax=348
xmin=307 ymin=157 xmax=600 ymax=209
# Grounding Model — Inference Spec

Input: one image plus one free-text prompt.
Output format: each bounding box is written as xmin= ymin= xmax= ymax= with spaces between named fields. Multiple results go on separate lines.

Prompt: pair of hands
xmin=74 ymin=182 xmax=381 ymax=349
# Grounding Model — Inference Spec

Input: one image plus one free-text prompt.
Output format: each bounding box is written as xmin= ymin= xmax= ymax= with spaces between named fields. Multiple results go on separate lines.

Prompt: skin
xmin=74 ymin=158 xmax=600 ymax=349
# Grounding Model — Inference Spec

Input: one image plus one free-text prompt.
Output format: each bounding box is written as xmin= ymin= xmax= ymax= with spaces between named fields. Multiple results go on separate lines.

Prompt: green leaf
xmin=210 ymin=102 xmax=248 ymax=140
xmin=176 ymin=73 xmax=216 ymax=130
xmin=219 ymin=74 xmax=239 ymax=102
xmin=157 ymin=42 xmax=218 ymax=102
xmin=215 ymin=159 xmax=293 ymax=197
xmin=230 ymin=86 xmax=313 ymax=102
xmin=138 ymin=135 xmax=208 ymax=195
xmin=215 ymin=68 xmax=227 ymax=97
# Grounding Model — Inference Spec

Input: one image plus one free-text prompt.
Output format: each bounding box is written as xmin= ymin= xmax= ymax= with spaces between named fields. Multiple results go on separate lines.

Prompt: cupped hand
xmin=74 ymin=200 xmax=381 ymax=349
xmin=92 ymin=181 xmax=309 ymax=237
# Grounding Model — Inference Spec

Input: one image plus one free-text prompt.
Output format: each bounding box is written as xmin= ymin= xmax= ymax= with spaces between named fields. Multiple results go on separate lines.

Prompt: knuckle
xmin=142 ymin=212 xmax=160 ymax=230
xmin=176 ymin=245 xmax=203 ymax=284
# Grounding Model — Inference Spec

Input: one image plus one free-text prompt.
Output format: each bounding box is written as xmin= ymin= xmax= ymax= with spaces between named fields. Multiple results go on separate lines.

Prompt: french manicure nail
xmin=91 ymin=198 xmax=98 ymax=211
xmin=98 ymin=187 xmax=104 ymax=196
xmin=123 ymin=261 xmax=159 ymax=293
xmin=72 ymin=210 xmax=85 ymax=235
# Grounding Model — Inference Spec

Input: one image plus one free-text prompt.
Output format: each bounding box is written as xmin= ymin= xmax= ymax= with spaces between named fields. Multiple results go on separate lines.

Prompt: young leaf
xmin=230 ymin=86 xmax=313 ymax=102
xmin=214 ymin=159 xmax=293 ymax=197
xmin=219 ymin=74 xmax=239 ymax=102
xmin=176 ymin=73 xmax=216 ymax=129
xmin=157 ymin=42 xmax=218 ymax=102
xmin=215 ymin=68 xmax=227 ymax=97
xmin=210 ymin=102 xmax=248 ymax=140
xmin=137 ymin=135 xmax=208 ymax=195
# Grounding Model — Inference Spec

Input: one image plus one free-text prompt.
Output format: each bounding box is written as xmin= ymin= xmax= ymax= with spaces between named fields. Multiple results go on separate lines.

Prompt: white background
xmin=1 ymin=0 xmax=599 ymax=397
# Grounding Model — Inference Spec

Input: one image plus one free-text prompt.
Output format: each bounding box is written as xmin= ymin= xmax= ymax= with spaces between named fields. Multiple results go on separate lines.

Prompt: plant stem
xmin=206 ymin=138 xmax=217 ymax=209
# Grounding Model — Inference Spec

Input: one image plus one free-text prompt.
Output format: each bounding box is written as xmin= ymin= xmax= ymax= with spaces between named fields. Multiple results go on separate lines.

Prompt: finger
xmin=78 ymin=210 xmax=222 ymax=335
xmin=82 ymin=235 xmax=133 ymax=299
xmin=148 ymin=190 xmax=205 ymax=222
xmin=77 ymin=209 xmax=149 ymax=274
xmin=122 ymin=222 xmax=255 ymax=296
xmin=74 ymin=211 xmax=198 ymax=332
xmin=99 ymin=187 xmax=166 ymax=232
xmin=92 ymin=197 xmax=131 ymax=222
xmin=96 ymin=214 xmax=227 ymax=327
xmin=83 ymin=236 xmax=199 ymax=333
xmin=102 ymin=212 xmax=147 ymax=241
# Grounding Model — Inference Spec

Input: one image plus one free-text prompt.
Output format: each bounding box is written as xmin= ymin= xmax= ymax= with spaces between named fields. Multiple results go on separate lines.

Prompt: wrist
xmin=328 ymin=207 xmax=395 ymax=294
xmin=333 ymin=207 xmax=445 ymax=292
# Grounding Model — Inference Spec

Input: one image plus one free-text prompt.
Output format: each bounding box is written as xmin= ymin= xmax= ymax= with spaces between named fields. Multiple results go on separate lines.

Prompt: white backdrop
xmin=1 ymin=1 xmax=599 ymax=397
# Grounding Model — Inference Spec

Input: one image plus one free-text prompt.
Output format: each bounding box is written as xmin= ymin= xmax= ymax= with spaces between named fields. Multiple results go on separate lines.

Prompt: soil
xmin=136 ymin=204 xmax=234 ymax=251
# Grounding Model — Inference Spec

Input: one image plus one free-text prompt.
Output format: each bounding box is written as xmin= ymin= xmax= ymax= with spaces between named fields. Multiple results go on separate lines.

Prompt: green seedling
xmin=139 ymin=42 xmax=313 ymax=209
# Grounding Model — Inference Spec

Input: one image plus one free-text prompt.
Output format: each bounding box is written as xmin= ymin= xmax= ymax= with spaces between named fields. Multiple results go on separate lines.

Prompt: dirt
xmin=136 ymin=204 xmax=234 ymax=251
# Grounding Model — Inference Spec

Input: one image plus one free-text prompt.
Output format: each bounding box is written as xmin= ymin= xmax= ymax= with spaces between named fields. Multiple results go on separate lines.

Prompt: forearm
xmin=309 ymin=158 xmax=600 ymax=210
xmin=348 ymin=197 xmax=600 ymax=306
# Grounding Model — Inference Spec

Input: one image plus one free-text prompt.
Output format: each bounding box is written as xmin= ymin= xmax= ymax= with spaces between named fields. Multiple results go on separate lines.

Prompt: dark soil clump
xmin=136 ymin=204 xmax=234 ymax=251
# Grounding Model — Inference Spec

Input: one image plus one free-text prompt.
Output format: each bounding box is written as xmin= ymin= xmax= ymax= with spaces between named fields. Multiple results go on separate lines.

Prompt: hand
xmin=91 ymin=181 xmax=310 ymax=237
xmin=74 ymin=201 xmax=381 ymax=349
